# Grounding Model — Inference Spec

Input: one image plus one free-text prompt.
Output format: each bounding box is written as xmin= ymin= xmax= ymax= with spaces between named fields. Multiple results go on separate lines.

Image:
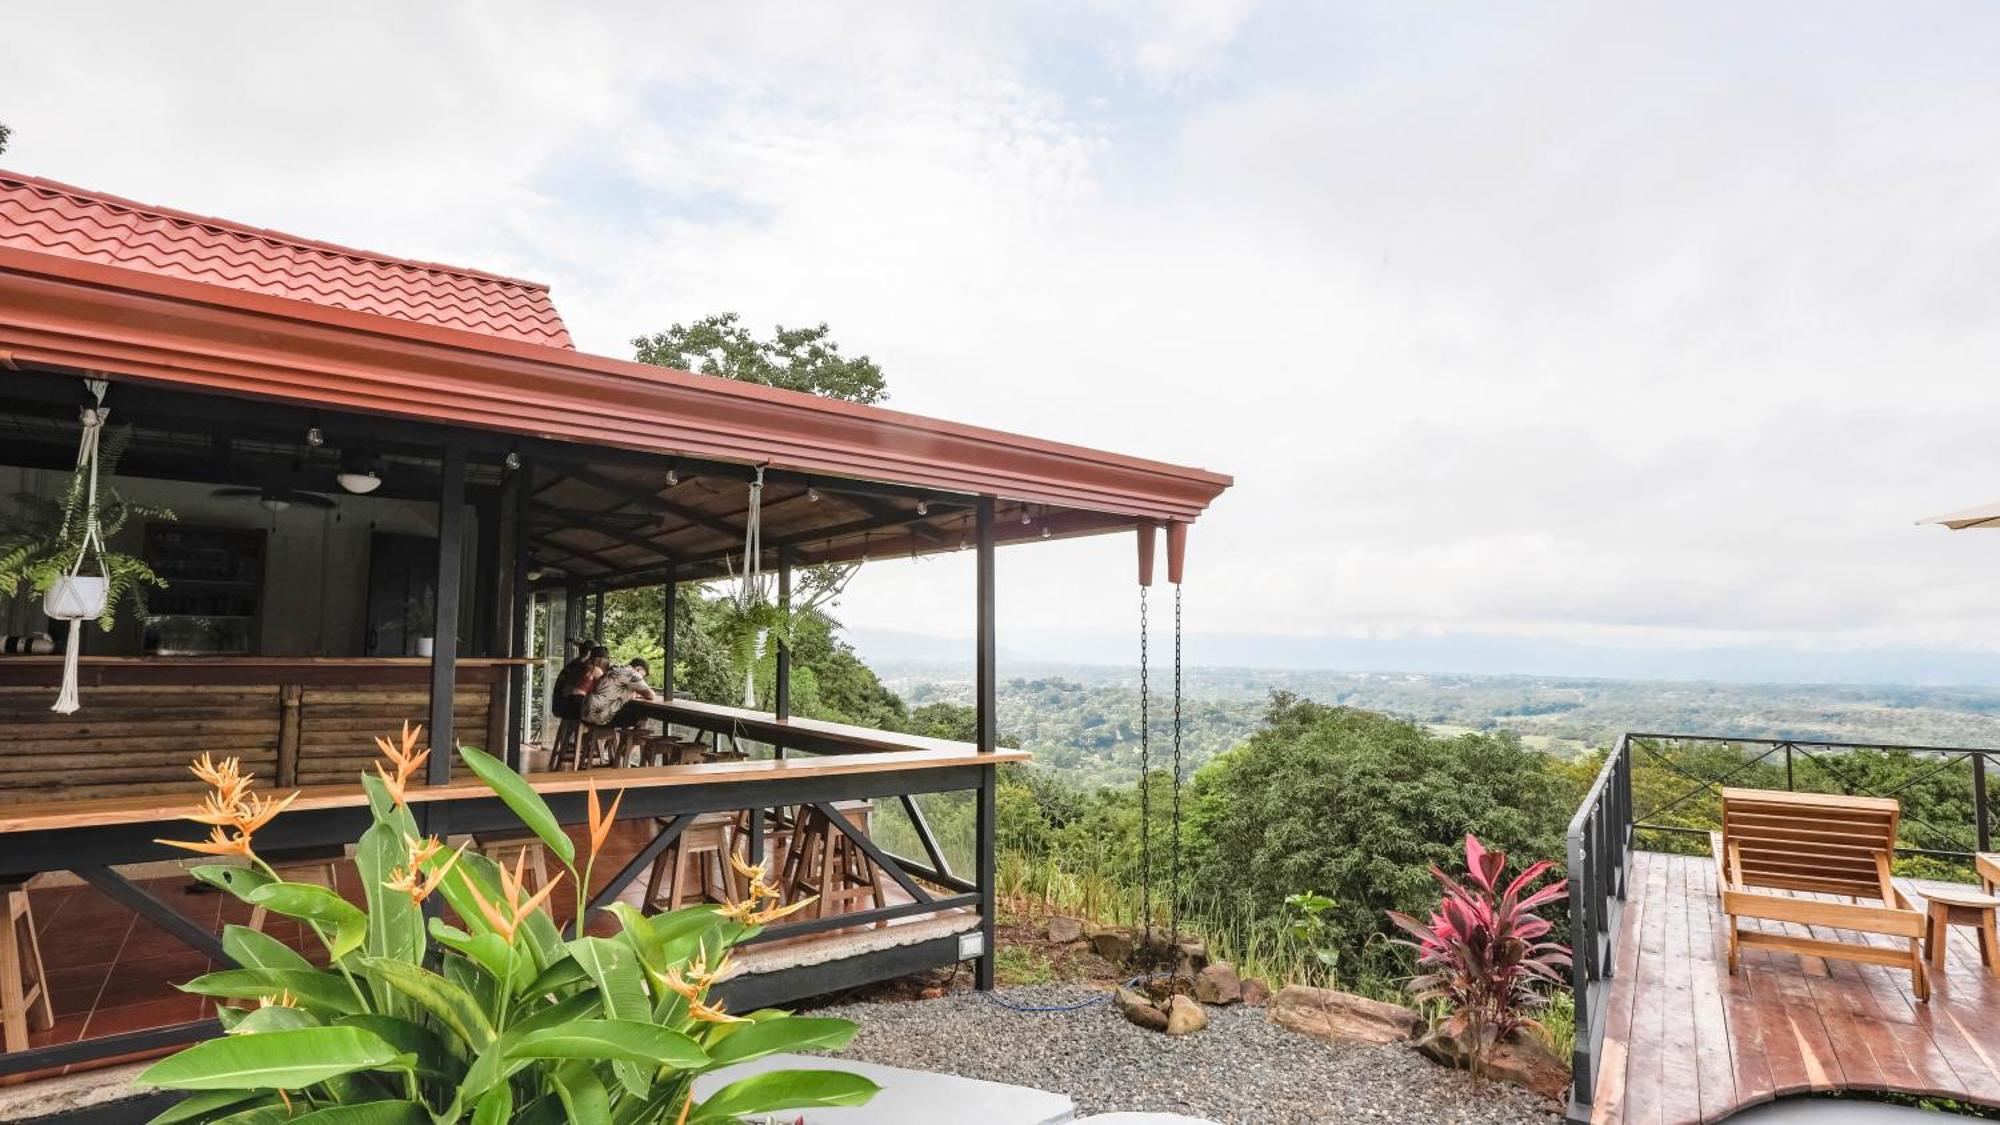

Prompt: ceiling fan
xmin=211 ymin=462 xmax=338 ymax=511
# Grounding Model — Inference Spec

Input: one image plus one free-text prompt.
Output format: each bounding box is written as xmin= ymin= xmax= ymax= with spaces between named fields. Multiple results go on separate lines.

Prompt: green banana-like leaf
xmin=336 ymin=1014 xmax=462 ymax=1081
xmin=143 ymin=1089 xmax=270 ymax=1124
xmin=550 ymin=1059 xmax=612 ymax=1125
xmin=355 ymin=957 xmax=496 ymax=1050
xmin=700 ymin=1016 xmax=858 ymax=1067
xmin=241 ymin=882 xmax=368 ymax=961
xmin=567 ymin=936 xmax=653 ymax=1097
xmin=525 ymin=955 xmax=588 ymax=997
xmin=202 ymin=1105 xmax=297 ymax=1125
xmin=470 ymin=1084 xmax=512 ymax=1125
xmin=451 ymin=989 xmax=602 ymax=1110
xmin=137 ymin=1025 xmax=404 ymax=1091
xmin=191 ymin=863 xmax=275 ymax=902
xmin=355 ymin=814 xmax=424 ymax=966
xmin=179 ymin=968 xmax=362 ymax=1015
xmin=504 ymin=1019 xmax=707 ymax=1068
xmin=455 ymin=745 xmax=576 ymax=866
xmin=226 ymin=1005 xmax=319 ymax=1035
xmin=690 ymin=1069 xmax=881 ymax=1122
xmin=220 ymin=925 xmax=313 ymax=973
xmin=428 ymin=918 xmax=532 ymax=993
xmin=282 ymin=1103 xmax=429 ymax=1124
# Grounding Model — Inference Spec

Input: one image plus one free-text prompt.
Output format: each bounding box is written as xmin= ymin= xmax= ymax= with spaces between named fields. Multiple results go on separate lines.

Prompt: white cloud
xmin=7 ymin=2 xmax=2000 ymax=671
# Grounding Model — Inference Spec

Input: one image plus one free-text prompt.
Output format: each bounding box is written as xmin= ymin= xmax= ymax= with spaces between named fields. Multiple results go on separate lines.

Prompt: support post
xmin=563 ymin=583 xmax=584 ymax=654
xmin=1976 ymin=751 xmax=1992 ymax=855
xmin=506 ymin=461 xmax=533 ymax=770
xmin=974 ymin=495 xmax=997 ymax=990
xmin=427 ymin=436 xmax=466 ymax=791
xmin=472 ymin=486 xmax=502 ymax=656
xmin=661 ymin=566 xmax=678 ymax=698
xmin=592 ymin=589 xmax=606 ymax=643
xmin=776 ymin=545 xmax=793 ymax=742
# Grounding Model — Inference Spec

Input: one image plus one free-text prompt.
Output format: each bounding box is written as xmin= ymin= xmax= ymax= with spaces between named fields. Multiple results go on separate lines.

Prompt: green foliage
xmin=0 ymin=121 xmax=10 ymax=155
xmin=632 ymin=313 xmax=887 ymax=405
xmin=142 ymin=747 xmax=877 ymax=1124
xmin=1281 ymin=892 xmax=1342 ymax=977
xmin=0 ymin=426 xmax=173 ymax=629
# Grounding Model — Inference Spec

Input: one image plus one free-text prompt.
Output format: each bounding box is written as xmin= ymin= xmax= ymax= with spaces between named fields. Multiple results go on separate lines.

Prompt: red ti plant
xmin=1387 ymin=834 xmax=1571 ymax=1071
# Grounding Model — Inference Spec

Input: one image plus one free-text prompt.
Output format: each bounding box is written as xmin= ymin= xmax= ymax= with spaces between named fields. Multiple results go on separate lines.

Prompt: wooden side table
xmin=1978 ymin=852 xmax=1998 ymax=896
xmin=1921 ymin=884 xmax=2000 ymax=977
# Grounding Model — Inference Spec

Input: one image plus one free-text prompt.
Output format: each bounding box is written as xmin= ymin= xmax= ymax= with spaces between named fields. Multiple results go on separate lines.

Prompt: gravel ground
xmin=811 ymin=984 xmax=1562 ymax=1125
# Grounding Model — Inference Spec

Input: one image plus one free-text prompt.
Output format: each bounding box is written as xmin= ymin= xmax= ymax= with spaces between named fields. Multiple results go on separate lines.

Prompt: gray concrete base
xmin=1725 ymin=1099 xmax=1949 ymax=1122
xmin=693 ymin=1053 xmax=1077 ymax=1124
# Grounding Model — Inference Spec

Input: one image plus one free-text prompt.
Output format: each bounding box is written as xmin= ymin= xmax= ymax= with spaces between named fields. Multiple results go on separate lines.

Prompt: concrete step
xmin=691 ymin=1053 xmax=1077 ymax=1124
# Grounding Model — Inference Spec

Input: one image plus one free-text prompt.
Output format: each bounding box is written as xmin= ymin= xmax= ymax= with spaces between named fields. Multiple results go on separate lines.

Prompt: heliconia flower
xmin=463 ymin=850 xmax=562 ymax=941
xmin=383 ymin=841 xmax=463 ymax=907
xmin=586 ymin=781 xmax=625 ymax=860
xmin=158 ymin=754 xmax=299 ymax=860
xmin=661 ymin=965 xmax=749 ymax=1024
xmin=372 ymin=723 xmax=431 ymax=806
xmin=159 ymin=824 xmax=255 ymax=858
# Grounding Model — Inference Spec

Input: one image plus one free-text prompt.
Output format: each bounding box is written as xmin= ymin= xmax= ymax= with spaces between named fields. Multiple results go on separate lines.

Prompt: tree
xmin=0 ymin=122 xmax=10 ymax=155
xmin=633 ymin=313 xmax=888 ymax=404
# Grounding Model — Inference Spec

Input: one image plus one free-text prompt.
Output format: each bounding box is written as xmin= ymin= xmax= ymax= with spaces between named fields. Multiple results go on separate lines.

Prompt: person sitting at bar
xmin=551 ymin=645 xmax=609 ymax=723
xmin=584 ymin=657 xmax=659 ymax=730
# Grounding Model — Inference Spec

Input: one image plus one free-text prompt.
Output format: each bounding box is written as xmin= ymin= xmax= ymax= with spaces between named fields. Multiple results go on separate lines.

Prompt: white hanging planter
xmin=414 ymin=636 xmax=435 ymax=658
xmin=44 ymin=575 xmax=108 ymax=622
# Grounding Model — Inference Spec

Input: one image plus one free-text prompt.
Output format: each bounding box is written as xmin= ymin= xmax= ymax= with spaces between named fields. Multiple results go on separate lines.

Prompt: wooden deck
xmin=1590 ymin=851 xmax=2000 ymax=1124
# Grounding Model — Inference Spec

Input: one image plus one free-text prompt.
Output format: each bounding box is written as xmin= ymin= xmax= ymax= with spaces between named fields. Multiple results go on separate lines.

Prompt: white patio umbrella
xmin=1920 ymin=501 xmax=2000 ymax=530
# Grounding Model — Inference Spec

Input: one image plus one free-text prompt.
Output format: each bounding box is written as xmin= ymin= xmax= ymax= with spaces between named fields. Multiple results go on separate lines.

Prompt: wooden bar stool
xmin=473 ymin=834 xmax=552 ymax=891
xmin=779 ymin=802 xmax=887 ymax=921
xmin=0 ymin=880 xmax=52 ymax=1059
xmin=249 ymin=847 xmax=343 ymax=932
xmin=1922 ymin=885 xmax=2000 ymax=978
xmin=643 ymin=813 xmax=739 ymax=911
xmin=548 ymin=714 xmax=587 ymax=770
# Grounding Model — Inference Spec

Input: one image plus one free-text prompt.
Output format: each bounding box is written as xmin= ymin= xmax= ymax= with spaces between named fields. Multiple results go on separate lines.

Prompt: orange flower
xmin=158 ymin=754 xmax=298 ymax=860
xmin=462 ymin=850 xmax=563 ymax=941
xmin=383 ymin=838 xmax=463 ymax=907
xmin=586 ymin=781 xmax=625 ymax=860
xmin=372 ymin=723 xmax=431 ymax=806
xmin=661 ymin=965 xmax=749 ymax=1024
xmin=720 ymin=854 xmax=813 ymax=924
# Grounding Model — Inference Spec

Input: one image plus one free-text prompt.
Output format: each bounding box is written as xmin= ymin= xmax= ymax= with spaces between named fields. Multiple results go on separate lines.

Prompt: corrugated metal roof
xmin=0 ymin=171 xmax=572 ymax=348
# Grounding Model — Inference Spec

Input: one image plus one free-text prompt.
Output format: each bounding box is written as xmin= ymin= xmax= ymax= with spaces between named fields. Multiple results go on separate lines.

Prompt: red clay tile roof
xmin=0 ymin=170 xmax=572 ymax=348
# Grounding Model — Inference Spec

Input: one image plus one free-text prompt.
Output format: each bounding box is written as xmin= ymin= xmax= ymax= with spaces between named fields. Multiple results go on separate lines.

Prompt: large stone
xmin=1114 ymin=985 xmax=1168 ymax=1032
xmin=1269 ymin=984 xmax=1421 ymax=1045
xmin=1240 ymin=977 xmax=1272 ymax=1006
xmin=1193 ymin=962 xmax=1242 ymax=1005
xmin=1165 ymin=994 xmax=1208 ymax=1036
xmin=1090 ymin=928 xmax=1137 ymax=966
xmin=1047 ymin=916 xmax=1086 ymax=944
xmin=1486 ymin=1035 xmax=1570 ymax=1101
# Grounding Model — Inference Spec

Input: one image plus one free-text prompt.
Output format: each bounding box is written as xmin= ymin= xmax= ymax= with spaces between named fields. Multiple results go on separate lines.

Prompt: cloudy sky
xmin=8 ymin=2 xmax=2000 ymax=679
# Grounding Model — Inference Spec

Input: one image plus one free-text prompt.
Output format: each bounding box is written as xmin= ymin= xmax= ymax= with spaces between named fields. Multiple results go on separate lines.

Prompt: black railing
xmin=1627 ymin=733 xmax=1995 ymax=859
xmin=1565 ymin=734 xmax=1633 ymax=1119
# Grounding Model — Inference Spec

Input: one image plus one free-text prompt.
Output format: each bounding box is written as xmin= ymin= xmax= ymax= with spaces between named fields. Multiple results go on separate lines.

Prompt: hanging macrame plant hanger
xmin=47 ymin=379 xmax=114 ymax=714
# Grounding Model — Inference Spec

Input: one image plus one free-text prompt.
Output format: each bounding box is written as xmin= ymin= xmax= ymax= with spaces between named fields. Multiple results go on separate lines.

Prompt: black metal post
xmin=1784 ymin=743 xmax=1795 ymax=791
xmin=775 ymin=545 xmax=793 ymax=724
xmin=472 ymin=486 xmax=502 ymax=656
xmin=661 ymin=567 xmax=677 ymax=698
xmin=1976 ymin=752 xmax=1992 ymax=854
xmin=427 ymin=436 xmax=466 ymax=791
xmin=563 ymin=582 xmax=584 ymax=653
xmin=974 ymin=495 xmax=997 ymax=990
xmin=506 ymin=462 xmax=532 ymax=771
xmin=592 ymin=589 xmax=606 ymax=642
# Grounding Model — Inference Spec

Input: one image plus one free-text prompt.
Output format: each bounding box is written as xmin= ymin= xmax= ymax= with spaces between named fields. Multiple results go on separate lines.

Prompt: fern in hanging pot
xmin=0 ymin=392 xmax=172 ymax=711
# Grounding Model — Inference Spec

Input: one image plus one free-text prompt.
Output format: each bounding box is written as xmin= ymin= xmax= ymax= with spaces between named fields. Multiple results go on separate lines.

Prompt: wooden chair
xmin=0 ymin=880 xmax=52 ymax=1060
xmin=548 ymin=714 xmax=586 ymax=770
xmin=1712 ymin=788 xmax=1929 ymax=1000
xmin=779 ymin=802 xmax=887 ymax=921
xmin=473 ymin=834 xmax=552 ymax=892
xmin=249 ymin=847 xmax=343 ymax=933
xmin=643 ymin=813 xmax=740 ymax=911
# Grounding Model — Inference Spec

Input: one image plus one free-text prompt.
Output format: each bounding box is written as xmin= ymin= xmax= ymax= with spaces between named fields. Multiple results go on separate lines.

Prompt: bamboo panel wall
xmin=0 ymin=659 xmax=514 ymax=803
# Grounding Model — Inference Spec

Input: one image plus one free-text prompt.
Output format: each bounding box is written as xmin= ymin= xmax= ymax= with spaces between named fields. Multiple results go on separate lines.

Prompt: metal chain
xmin=1138 ymin=584 xmax=1151 ymax=944
xmin=1169 ymin=583 xmax=1183 ymax=946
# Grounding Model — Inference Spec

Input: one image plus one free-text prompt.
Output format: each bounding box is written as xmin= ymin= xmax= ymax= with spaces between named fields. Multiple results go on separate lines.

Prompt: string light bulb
xmin=808 ymin=486 xmax=820 ymax=503
xmin=1041 ymin=526 xmax=1051 ymax=539
xmin=1021 ymin=509 xmax=1032 ymax=525
xmin=305 ymin=426 xmax=324 ymax=448
xmin=504 ymin=451 xmax=521 ymax=470
xmin=916 ymin=498 xmax=929 ymax=517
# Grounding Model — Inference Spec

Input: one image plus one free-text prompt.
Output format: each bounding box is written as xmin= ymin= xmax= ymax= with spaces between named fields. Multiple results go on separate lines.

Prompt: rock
xmin=919 ymin=986 xmax=947 ymax=1000
xmin=1090 ymin=928 xmax=1137 ymax=966
xmin=1415 ymin=1023 xmax=1475 ymax=1068
xmin=1113 ymin=985 xmax=1168 ymax=1032
xmin=1486 ymin=1034 xmax=1571 ymax=1101
xmin=1269 ymin=984 xmax=1421 ymax=1045
xmin=1046 ymin=916 xmax=1085 ymax=944
xmin=1240 ymin=977 xmax=1272 ymax=1006
xmin=1194 ymin=962 xmax=1242 ymax=1005
xmin=1165 ymin=994 xmax=1208 ymax=1036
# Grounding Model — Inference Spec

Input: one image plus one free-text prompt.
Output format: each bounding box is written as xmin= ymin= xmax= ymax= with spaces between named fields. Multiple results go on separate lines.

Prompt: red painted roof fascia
xmin=0 ymin=247 xmax=1230 ymax=523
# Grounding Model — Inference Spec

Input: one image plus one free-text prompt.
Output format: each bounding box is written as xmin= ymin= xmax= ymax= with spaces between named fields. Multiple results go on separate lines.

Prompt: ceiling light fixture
xmin=504 ymin=451 xmax=521 ymax=471
xmin=336 ymin=468 xmax=382 ymax=495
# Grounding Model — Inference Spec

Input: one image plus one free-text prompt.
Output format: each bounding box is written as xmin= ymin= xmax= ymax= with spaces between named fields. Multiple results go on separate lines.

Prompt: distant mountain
xmin=876 ymin=659 xmax=2000 ymax=786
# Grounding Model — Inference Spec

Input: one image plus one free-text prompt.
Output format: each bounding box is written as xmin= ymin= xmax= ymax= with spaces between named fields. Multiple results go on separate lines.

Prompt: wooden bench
xmin=1712 ymin=788 xmax=1929 ymax=1001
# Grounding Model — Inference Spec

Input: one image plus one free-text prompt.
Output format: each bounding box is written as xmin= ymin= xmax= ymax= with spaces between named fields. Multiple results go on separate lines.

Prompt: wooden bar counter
xmin=0 ymin=657 xmax=531 ymax=801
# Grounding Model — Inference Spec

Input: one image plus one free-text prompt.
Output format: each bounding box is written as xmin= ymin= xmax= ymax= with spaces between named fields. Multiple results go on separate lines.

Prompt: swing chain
xmin=1138 ymin=583 xmax=1151 ymax=942
xmin=1170 ymin=582 xmax=1183 ymax=946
